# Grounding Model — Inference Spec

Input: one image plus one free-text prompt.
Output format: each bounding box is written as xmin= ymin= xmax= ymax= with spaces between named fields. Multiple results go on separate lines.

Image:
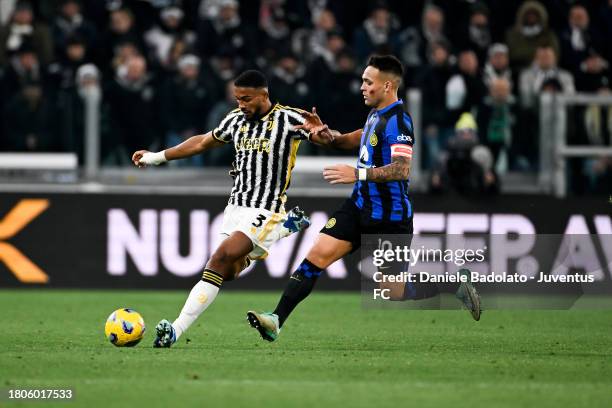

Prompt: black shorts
xmin=320 ymin=199 xmax=413 ymax=252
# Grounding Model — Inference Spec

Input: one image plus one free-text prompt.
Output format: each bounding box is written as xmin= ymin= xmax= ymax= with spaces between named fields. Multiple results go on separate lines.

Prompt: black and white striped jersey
xmin=212 ymin=103 xmax=309 ymax=213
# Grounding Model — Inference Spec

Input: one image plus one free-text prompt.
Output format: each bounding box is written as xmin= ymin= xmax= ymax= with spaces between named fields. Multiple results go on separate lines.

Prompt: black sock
xmin=273 ymin=259 xmax=323 ymax=327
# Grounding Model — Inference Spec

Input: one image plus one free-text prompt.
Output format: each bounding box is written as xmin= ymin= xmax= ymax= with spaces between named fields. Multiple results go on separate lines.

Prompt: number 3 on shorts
xmin=252 ymin=214 xmax=267 ymax=228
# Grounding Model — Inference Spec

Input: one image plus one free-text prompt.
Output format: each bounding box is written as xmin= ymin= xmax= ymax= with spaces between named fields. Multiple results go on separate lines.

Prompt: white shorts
xmin=220 ymin=204 xmax=287 ymax=260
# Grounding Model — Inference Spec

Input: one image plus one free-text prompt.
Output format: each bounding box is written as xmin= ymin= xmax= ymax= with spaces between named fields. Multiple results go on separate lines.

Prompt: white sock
xmin=172 ymin=271 xmax=223 ymax=340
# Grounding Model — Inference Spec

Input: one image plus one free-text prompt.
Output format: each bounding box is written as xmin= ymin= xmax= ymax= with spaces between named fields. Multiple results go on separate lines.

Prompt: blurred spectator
xmin=446 ymin=49 xmax=487 ymax=123
xmin=52 ymin=0 xmax=97 ymax=56
xmin=127 ymin=0 xmax=178 ymax=32
xmin=353 ymin=3 xmax=399 ymax=63
xmin=458 ymin=3 xmax=492 ymax=65
xmin=291 ymin=8 xmax=338 ymax=63
xmin=206 ymin=80 xmax=235 ymax=131
xmin=55 ymin=63 xmax=113 ymax=164
xmin=163 ymin=36 xmax=190 ymax=72
xmin=317 ymin=49 xmax=368 ymax=146
xmin=430 ymin=112 xmax=499 ymax=195
xmin=483 ymin=43 xmax=513 ymax=91
xmin=98 ymin=7 xmax=144 ymax=67
xmin=416 ymin=40 xmax=454 ymax=168
xmin=269 ymin=53 xmax=311 ymax=109
xmin=206 ymin=79 xmax=236 ymax=166
xmin=397 ymin=4 xmax=448 ymax=86
xmin=0 ymin=1 xmax=54 ymax=66
xmin=144 ymin=6 xmax=196 ymax=74
xmin=2 ymin=82 xmax=57 ymax=152
xmin=519 ymin=45 xmax=575 ymax=110
xmin=106 ymin=55 xmax=161 ymax=160
xmin=1 ymin=44 xmax=47 ymax=100
xmin=196 ymin=0 xmax=255 ymax=62
xmin=109 ymin=41 xmax=142 ymax=76
xmin=257 ymin=6 xmax=289 ymax=70
xmin=208 ymin=48 xmax=244 ymax=87
xmin=599 ymin=0 xmax=612 ymax=66
xmin=198 ymin=0 xmax=232 ymax=21
xmin=559 ymin=4 xmax=609 ymax=92
xmin=505 ymin=1 xmax=560 ymax=71
xmin=159 ymin=54 xmax=213 ymax=167
xmin=517 ymin=45 xmax=575 ymax=170
xmin=48 ymin=35 xmax=89 ymax=92
xmin=307 ymin=29 xmax=346 ymax=99
xmin=258 ymin=2 xmax=292 ymax=67
xmin=477 ymin=77 xmax=516 ymax=172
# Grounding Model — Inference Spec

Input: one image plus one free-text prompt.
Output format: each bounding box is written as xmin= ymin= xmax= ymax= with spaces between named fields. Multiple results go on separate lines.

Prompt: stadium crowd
xmin=0 ymin=0 xmax=610 ymax=192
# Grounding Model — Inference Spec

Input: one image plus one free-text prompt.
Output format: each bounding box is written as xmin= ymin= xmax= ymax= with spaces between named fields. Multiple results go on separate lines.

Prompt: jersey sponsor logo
xmin=370 ymin=133 xmax=378 ymax=146
xmin=325 ymin=218 xmax=337 ymax=229
xmin=396 ymin=134 xmax=412 ymax=143
xmin=236 ymin=137 xmax=271 ymax=153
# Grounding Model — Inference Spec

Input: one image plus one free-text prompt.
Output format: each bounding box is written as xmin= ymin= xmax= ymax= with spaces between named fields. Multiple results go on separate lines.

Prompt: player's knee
xmin=305 ymin=247 xmax=336 ymax=269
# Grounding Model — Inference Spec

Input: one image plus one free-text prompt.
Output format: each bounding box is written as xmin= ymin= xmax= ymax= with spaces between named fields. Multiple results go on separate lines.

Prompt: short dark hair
xmin=234 ymin=70 xmax=268 ymax=88
xmin=367 ymin=55 xmax=404 ymax=78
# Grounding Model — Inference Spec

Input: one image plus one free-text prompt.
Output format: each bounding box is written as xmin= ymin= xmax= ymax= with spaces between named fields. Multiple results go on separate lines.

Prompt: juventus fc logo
xmin=266 ymin=120 xmax=275 ymax=131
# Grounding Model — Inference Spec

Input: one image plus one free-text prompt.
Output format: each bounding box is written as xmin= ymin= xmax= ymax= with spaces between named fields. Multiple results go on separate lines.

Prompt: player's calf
xmin=207 ymin=232 xmax=254 ymax=280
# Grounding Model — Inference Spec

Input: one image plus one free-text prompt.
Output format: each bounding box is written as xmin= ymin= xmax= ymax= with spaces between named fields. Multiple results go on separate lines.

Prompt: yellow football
xmin=104 ymin=308 xmax=146 ymax=347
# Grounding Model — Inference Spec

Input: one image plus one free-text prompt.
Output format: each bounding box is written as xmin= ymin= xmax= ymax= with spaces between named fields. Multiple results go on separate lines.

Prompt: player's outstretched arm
xmin=323 ymin=156 xmax=411 ymax=184
xmin=132 ymin=131 xmax=224 ymax=167
xmin=307 ymin=125 xmax=362 ymax=150
xmin=294 ymin=107 xmax=361 ymax=149
xmin=329 ymin=128 xmax=362 ymax=150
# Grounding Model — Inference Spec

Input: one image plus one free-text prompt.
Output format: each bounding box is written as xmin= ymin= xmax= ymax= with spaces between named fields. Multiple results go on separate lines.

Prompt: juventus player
xmin=247 ymin=55 xmax=481 ymax=342
xmin=132 ymin=70 xmax=326 ymax=347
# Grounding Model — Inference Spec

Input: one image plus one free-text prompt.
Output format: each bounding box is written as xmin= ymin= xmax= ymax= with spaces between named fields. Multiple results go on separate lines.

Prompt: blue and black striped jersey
xmin=351 ymin=99 xmax=414 ymax=222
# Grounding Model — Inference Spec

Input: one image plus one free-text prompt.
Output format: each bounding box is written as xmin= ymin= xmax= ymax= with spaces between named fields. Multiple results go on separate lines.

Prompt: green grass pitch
xmin=1 ymin=289 xmax=611 ymax=407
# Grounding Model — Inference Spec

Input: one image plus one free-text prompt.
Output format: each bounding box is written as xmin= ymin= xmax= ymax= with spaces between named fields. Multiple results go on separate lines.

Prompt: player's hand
xmin=132 ymin=150 xmax=167 ymax=167
xmin=309 ymin=124 xmax=336 ymax=146
xmin=132 ymin=150 xmax=150 ymax=168
xmin=323 ymin=164 xmax=357 ymax=184
xmin=294 ymin=107 xmax=323 ymax=133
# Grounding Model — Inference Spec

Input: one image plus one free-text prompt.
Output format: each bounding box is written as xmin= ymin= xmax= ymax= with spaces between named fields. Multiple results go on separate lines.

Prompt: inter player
xmin=132 ymin=70 xmax=326 ymax=347
xmin=247 ymin=55 xmax=481 ymax=342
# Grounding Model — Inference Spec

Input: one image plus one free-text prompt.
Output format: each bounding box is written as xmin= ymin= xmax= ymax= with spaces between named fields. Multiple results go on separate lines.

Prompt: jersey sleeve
xmin=212 ymin=110 xmax=239 ymax=143
xmin=386 ymin=112 xmax=414 ymax=159
xmin=284 ymin=108 xmax=310 ymax=140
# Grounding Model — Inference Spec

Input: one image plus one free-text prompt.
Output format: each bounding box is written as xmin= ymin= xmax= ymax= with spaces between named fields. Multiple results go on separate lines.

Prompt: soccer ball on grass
xmin=104 ymin=308 xmax=146 ymax=347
